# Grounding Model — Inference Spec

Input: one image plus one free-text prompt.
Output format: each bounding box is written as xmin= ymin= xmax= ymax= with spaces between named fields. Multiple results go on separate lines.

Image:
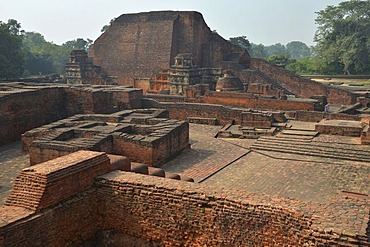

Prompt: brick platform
xmin=22 ymin=109 xmax=189 ymax=166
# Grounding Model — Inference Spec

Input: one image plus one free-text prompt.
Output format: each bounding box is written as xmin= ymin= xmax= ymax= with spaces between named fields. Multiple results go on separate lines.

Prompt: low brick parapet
xmin=0 ymin=168 xmax=368 ymax=246
xmin=95 ymin=171 xmax=370 ymax=246
xmin=5 ymin=150 xmax=111 ymax=211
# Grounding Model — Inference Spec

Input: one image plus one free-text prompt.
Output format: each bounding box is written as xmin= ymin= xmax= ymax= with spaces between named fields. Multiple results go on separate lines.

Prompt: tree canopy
xmin=286 ymin=41 xmax=311 ymax=58
xmin=21 ymin=32 xmax=92 ymax=76
xmin=229 ymin=36 xmax=312 ymax=60
xmin=101 ymin=18 xmax=116 ymax=33
xmin=314 ymin=0 xmax=370 ymax=74
xmin=229 ymin=35 xmax=251 ymax=50
xmin=0 ymin=18 xmax=94 ymax=78
xmin=0 ymin=19 xmax=24 ymax=78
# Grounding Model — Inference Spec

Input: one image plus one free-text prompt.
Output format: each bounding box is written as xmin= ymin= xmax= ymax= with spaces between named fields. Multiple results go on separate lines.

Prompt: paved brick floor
xmin=0 ymin=141 xmax=29 ymax=205
xmin=203 ymin=151 xmax=369 ymax=203
xmin=161 ymin=124 xmax=249 ymax=182
xmin=163 ymin=124 xmax=370 ymax=235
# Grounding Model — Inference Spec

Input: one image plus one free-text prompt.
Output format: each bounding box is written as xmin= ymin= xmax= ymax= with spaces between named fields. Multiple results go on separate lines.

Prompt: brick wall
xmin=113 ymin=138 xmax=154 ymax=166
xmin=250 ymin=59 xmax=356 ymax=104
xmin=315 ymin=121 xmax=364 ymax=137
xmin=203 ymin=91 xmax=318 ymax=111
xmin=97 ymin=172 xmax=312 ymax=246
xmin=0 ymin=190 xmax=99 ymax=247
xmin=112 ymin=121 xmax=189 ymax=167
xmin=95 ymin=171 xmax=369 ymax=246
xmin=0 ymin=87 xmax=67 ymax=146
xmin=144 ymin=91 xmax=319 ymax=111
xmin=0 ymin=83 xmax=143 ymax=146
xmin=151 ymin=121 xmax=189 ymax=166
xmin=241 ymin=111 xmax=273 ymax=127
xmin=142 ymin=98 xmax=245 ymax=125
xmin=89 ymin=11 xmax=249 ymax=85
xmin=28 ymin=146 xmax=73 ymax=165
xmin=90 ymin=12 xmax=178 ymax=85
xmin=143 ymin=98 xmax=306 ymax=126
xmin=287 ymin=110 xmax=361 ymax=122
xmin=64 ymin=87 xmax=143 ymax=115
xmin=0 ymin=169 xmax=368 ymax=246
xmin=5 ymin=151 xmax=110 ymax=211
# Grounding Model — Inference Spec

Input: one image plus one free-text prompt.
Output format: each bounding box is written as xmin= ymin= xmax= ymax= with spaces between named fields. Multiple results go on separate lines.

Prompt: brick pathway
xmin=0 ymin=141 xmax=29 ymax=205
xmin=163 ymin=124 xmax=369 ymax=235
xmin=161 ymin=124 xmax=249 ymax=182
xmin=203 ymin=151 xmax=370 ymax=203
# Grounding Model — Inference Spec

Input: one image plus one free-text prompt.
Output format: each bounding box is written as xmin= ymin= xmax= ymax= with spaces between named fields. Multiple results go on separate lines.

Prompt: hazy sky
xmin=1 ymin=0 xmax=344 ymax=46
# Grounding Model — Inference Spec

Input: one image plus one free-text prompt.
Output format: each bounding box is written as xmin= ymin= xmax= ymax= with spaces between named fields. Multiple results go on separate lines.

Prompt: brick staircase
xmin=244 ymin=69 xmax=296 ymax=96
xmin=251 ymin=136 xmax=370 ymax=162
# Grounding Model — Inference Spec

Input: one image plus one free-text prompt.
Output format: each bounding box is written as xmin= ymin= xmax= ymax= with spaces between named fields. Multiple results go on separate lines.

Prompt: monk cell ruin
xmin=0 ymin=11 xmax=369 ymax=247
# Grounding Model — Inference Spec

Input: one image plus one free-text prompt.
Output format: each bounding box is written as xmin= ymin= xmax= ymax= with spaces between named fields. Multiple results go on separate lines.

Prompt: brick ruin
xmin=1 ymin=151 xmax=368 ymax=246
xmin=65 ymin=50 xmax=114 ymax=85
xmin=0 ymin=10 xmax=370 ymax=247
xmin=88 ymin=10 xmax=361 ymax=107
xmin=0 ymin=82 xmax=142 ymax=146
xmin=89 ymin=11 xmax=249 ymax=86
xmin=22 ymin=109 xmax=189 ymax=166
xmin=0 ymin=81 xmax=369 ymax=246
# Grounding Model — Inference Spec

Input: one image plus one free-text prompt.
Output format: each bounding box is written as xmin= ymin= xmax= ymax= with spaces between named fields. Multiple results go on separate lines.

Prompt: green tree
xmin=62 ymin=38 xmax=93 ymax=51
xmin=0 ymin=19 xmax=24 ymax=78
xmin=314 ymin=0 xmax=370 ymax=74
xmin=229 ymin=36 xmax=251 ymax=50
xmin=101 ymin=18 xmax=116 ymax=33
xmin=250 ymin=43 xmax=268 ymax=58
xmin=266 ymin=54 xmax=291 ymax=68
xmin=286 ymin=41 xmax=311 ymax=58
xmin=265 ymin=43 xmax=286 ymax=57
xmin=286 ymin=57 xmax=319 ymax=74
xmin=23 ymin=32 xmax=93 ymax=75
xmin=22 ymin=32 xmax=62 ymax=75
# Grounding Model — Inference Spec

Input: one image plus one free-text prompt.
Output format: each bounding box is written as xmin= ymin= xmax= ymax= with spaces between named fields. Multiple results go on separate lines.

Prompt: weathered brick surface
xmin=143 ymin=98 xmax=290 ymax=126
xmin=0 ymin=86 xmax=67 ymax=146
xmin=23 ymin=109 xmax=189 ymax=167
xmin=0 ymin=168 xmax=368 ymax=246
xmin=28 ymin=146 xmax=74 ymax=165
xmin=143 ymin=98 xmax=245 ymax=125
xmin=241 ymin=111 xmax=273 ymax=127
xmin=0 ymin=189 xmax=98 ymax=247
xmin=144 ymin=92 xmax=319 ymax=112
xmin=315 ymin=119 xmax=364 ymax=137
xmin=4 ymin=150 xmax=110 ymax=211
xmin=0 ymin=83 xmax=143 ymax=146
xmin=96 ymin=171 xmax=369 ymax=246
xmin=90 ymin=11 xmax=248 ymax=85
xmin=286 ymin=110 xmax=361 ymax=122
xmin=203 ymin=91 xmax=319 ymax=111
xmin=250 ymin=59 xmax=357 ymax=105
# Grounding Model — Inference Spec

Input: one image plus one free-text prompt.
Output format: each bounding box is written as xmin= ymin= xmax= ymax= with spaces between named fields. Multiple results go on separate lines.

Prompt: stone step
xmin=252 ymin=141 xmax=370 ymax=160
xmin=257 ymin=136 xmax=370 ymax=153
xmin=259 ymin=136 xmax=313 ymax=142
xmin=251 ymin=70 xmax=295 ymax=96
xmin=254 ymin=139 xmax=370 ymax=157
xmin=280 ymin=129 xmax=318 ymax=137
xmin=251 ymin=141 xmax=370 ymax=162
xmin=251 ymin=143 xmax=370 ymax=163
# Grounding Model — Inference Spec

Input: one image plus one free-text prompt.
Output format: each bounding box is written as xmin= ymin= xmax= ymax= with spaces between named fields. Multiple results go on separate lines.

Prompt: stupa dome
xmin=215 ymin=70 xmax=243 ymax=92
